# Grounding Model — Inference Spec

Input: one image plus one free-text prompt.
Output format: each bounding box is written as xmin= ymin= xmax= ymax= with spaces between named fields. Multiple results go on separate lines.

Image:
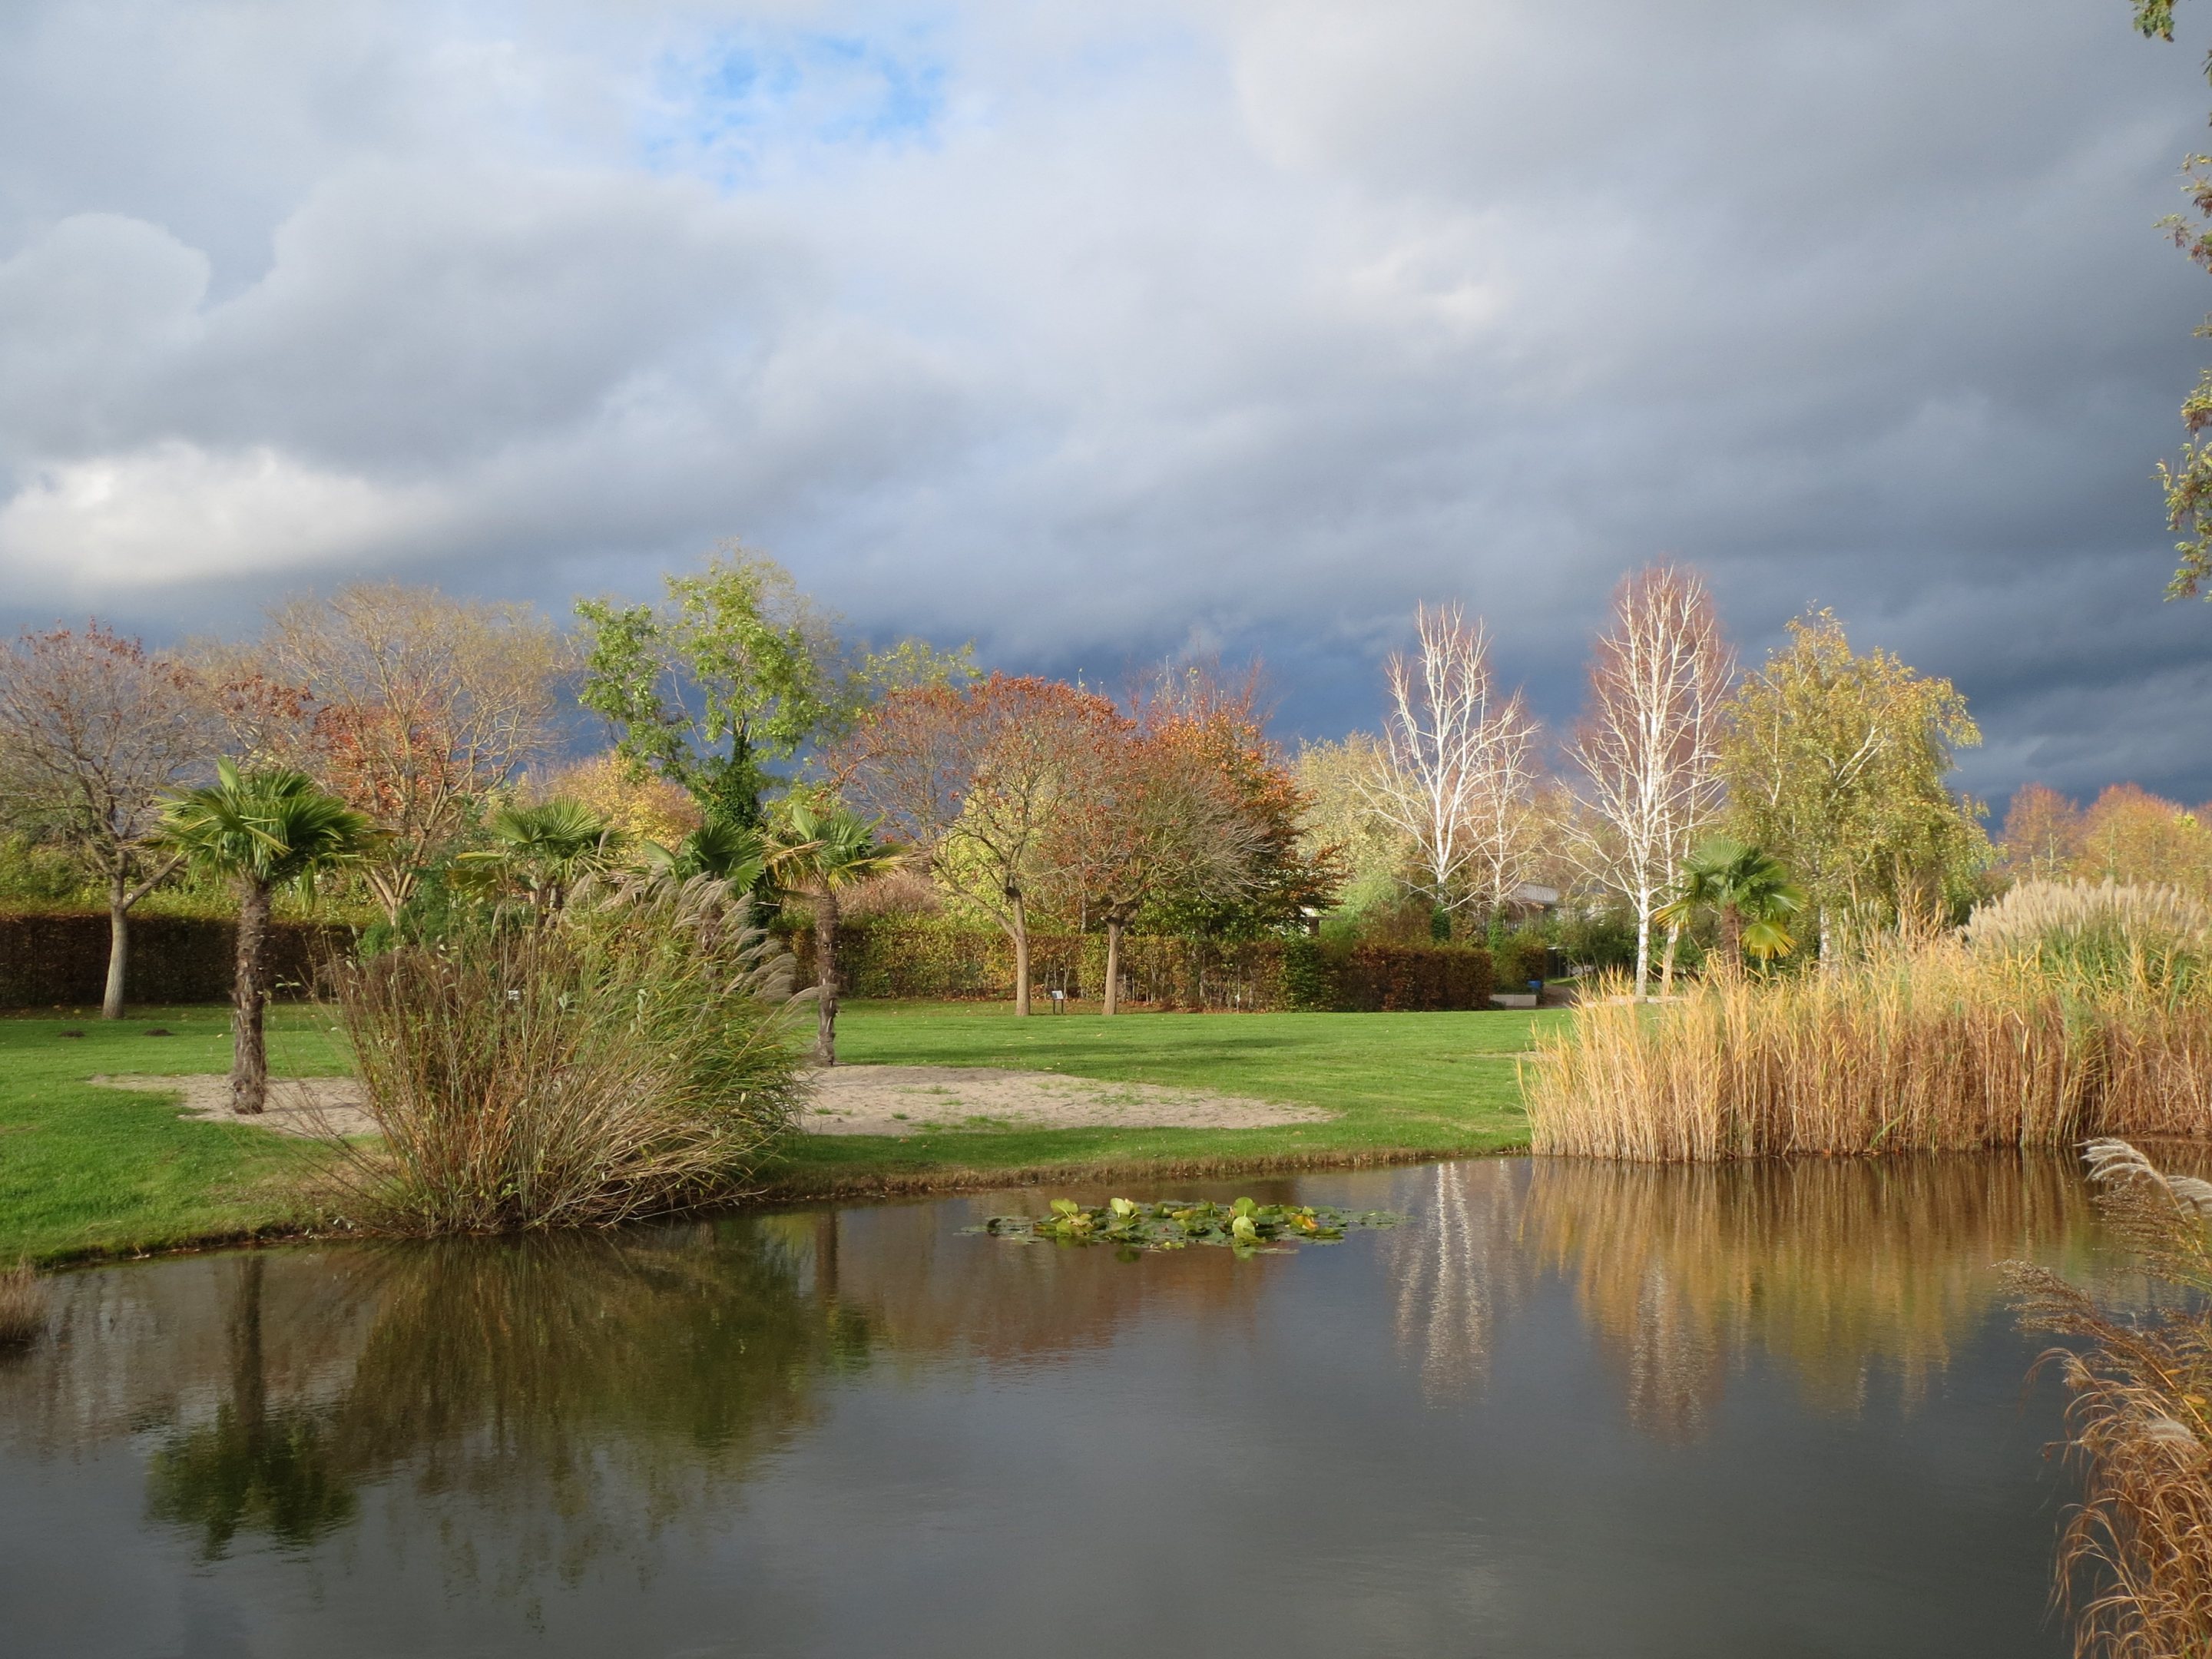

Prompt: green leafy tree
xmin=575 ymin=548 xmax=971 ymax=830
xmin=160 ymin=761 xmax=374 ymax=1114
xmin=2124 ymin=1 xmax=2212 ymax=598
xmin=766 ymin=797 xmax=902 ymax=1065
xmin=1719 ymin=612 xmax=1988 ymax=953
xmin=1655 ymin=836 xmax=1806 ymax=975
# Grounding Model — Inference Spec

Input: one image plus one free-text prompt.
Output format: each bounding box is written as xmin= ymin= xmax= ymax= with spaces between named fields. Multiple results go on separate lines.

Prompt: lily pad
xmin=965 ymin=1197 xmax=1402 ymax=1255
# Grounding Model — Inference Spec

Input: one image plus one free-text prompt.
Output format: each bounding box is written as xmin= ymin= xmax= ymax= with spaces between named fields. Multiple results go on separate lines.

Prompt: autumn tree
xmin=1998 ymin=783 xmax=2085 ymax=884
xmin=2078 ymin=783 xmax=2212 ymax=891
xmin=1042 ymin=726 xmax=1260 ymax=1014
xmin=1126 ymin=662 xmax=1344 ymax=936
xmin=1569 ymin=568 xmax=1734 ymax=997
xmin=836 ymin=674 xmax=1122 ymax=1015
xmin=1297 ymin=733 xmax=1412 ymax=920
xmin=254 ymin=584 xmax=563 ymax=922
xmin=577 ymin=548 xmax=972 ymax=832
xmin=1365 ymin=604 xmax=1543 ymax=929
xmin=0 ymin=624 xmax=217 ymax=1018
xmin=1720 ymin=611 xmax=1988 ymax=952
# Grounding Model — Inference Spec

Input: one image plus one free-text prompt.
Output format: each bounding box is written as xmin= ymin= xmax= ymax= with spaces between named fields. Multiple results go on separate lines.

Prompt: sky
xmin=2 ymin=0 xmax=2210 ymax=809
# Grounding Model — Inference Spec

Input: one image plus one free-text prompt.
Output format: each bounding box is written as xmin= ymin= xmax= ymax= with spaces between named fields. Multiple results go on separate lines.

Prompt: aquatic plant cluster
xmin=2008 ymin=1141 xmax=2212 ymax=1659
xmin=967 ymin=1196 xmax=1401 ymax=1253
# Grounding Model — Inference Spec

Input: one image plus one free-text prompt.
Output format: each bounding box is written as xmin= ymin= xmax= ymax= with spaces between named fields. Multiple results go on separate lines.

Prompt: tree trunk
xmin=1658 ymin=921 xmax=1681 ymax=997
xmin=1633 ymin=887 xmax=1653 ymax=1000
xmin=103 ymin=872 xmax=130 ymax=1022
xmin=230 ymin=879 xmax=272 ymax=1114
xmin=1103 ymin=918 xmax=1124 ymax=1016
xmin=1722 ymin=904 xmax=1743 ymax=972
xmin=813 ymin=888 xmax=839 ymax=1067
xmin=1012 ymin=892 xmax=1031 ymax=1016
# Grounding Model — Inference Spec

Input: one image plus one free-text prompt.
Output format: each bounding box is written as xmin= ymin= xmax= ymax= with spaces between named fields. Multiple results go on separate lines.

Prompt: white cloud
xmin=0 ymin=442 xmax=452 ymax=590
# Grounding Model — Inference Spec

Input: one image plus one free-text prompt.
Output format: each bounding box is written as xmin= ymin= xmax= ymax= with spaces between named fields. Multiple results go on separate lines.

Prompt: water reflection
xmin=1515 ymin=1155 xmax=2098 ymax=1436
xmin=1384 ymin=1162 xmax=1527 ymax=1398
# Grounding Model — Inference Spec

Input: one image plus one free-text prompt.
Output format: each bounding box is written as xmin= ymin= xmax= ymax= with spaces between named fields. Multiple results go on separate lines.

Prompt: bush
xmin=0 ymin=911 xmax=350 ymax=1008
xmin=324 ymin=875 xmax=809 ymax=1233
xmin=796 ymin=921 xmax=1494 ymax=1012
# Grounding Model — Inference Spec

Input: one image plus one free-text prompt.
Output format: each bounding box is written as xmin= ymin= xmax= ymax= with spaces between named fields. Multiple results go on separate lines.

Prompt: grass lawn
xmin=0 ymin=998 xmax=1562 ymax=1260
xmin=759 ymin=1000 xmax=1561 ymax=1200
xmin=0 ymin=1007 xmax=350 ymax=1264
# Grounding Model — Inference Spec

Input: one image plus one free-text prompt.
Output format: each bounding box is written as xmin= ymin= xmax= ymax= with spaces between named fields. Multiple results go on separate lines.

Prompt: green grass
xmin=0 ymin=999 xmax=1560 ymax=1260
xmin=758 ymin=1000 xmax=1558 ymax=1200
xmin=0 ymin=1006 xmax=350 ymax=1263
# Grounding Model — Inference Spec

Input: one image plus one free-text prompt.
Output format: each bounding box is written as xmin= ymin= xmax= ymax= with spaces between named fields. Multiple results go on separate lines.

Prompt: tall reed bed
xmin=1526 ymin=938 xmax=2212 ymax=1160
xmin=323 ymin=875 xmax=809 ymax=1233
xmin=2008 ymin=1141 xmax=2212 ymax=1659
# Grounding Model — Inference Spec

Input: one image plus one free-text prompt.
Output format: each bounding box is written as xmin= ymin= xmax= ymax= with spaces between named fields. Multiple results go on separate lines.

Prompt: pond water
xmin=0 ymin=1156 xmax=2140 ymax=1657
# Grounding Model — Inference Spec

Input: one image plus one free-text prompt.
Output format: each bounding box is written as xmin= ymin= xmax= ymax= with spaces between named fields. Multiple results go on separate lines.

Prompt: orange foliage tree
xmin=834 ymin=674 xmax=1123 ymax=1015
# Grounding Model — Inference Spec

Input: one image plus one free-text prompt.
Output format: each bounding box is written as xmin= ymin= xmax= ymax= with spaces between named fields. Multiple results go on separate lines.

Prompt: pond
xmin=0 ymin=1156 xmax=2141 ymax=1657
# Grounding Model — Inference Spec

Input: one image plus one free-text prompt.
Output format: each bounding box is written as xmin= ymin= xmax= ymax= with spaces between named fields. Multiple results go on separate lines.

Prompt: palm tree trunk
xmin=1722 ymin=904 xmax=1743 ymax=972
xmin=103 ymin=870 xmax=130 ymax=1022
xmin=1103 ymin=918 xmax=1124 ymax=1016
xmin=813 ymin=888 xmax=839 ymax=1067
xmin=230 ymin=879 xmax=272 ymax=1114
xmin=1658 ymin=920 xmax=1681 ymax=996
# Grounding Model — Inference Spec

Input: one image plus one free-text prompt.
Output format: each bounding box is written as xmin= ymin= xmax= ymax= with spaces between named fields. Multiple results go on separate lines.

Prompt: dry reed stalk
xmin=1521 ymin=935 xmax=2212 ymax=1161
xmin=2008 ymin=1141 xmax=2212 ymax=1659
xmin=0 ymin=1260 xmax=43 ymax=1347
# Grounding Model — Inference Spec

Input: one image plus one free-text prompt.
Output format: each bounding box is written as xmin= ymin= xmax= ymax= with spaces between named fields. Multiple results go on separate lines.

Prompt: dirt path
xmin=802 ymin=1065 xmax=1327 ymax=1136
xmin=91 ymin=1075 xmax=376 ymax=1138
xmin=89 ymin=1065 xmax=1329 ymax=1142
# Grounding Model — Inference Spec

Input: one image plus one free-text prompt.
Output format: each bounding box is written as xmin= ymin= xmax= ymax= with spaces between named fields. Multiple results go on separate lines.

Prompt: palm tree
xmin=767 ymin=800 xmax=902 ymax=1066
xmin=1655 ymin=836 xmax=1806 ymax=974
xmin=459 ymin=799 xmax=626 ymax=919
xmin=161 ymin=760 xmax=374 ymax=1114
xmin=641 ymin=819 xmax=767 ymax=888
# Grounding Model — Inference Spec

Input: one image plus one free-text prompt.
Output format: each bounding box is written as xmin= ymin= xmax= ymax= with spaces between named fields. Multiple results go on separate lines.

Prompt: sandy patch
xmin=802 ymin=1065 xmax=1326 ymax=1137
xmin=91 ymin=1074 xmax=376 ymax=1139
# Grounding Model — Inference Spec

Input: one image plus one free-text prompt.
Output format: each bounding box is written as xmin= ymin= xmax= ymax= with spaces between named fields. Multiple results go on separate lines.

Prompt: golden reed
xmin=1526 ymin=939 xmax=2212 ymax=1161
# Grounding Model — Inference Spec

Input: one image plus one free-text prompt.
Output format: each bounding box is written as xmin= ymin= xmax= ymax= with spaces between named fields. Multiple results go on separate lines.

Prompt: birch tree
xmin=1366 ymin=604 xmax=1541 ymax=927
xmin=1569 ymin=568 xmax=1734 ymax=997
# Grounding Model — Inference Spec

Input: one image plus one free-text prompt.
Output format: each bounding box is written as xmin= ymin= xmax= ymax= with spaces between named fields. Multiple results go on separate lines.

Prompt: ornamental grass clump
xmin=0 ymin=1260 xmax=43 ymax=1348
xmin=1964 ymin=879 xmax=2212 ymax=998
xmin=1525 ymin=934 xmax=2212 ymax=1160
xmin=324 ymin=873 xmax=809 ymax=1233
xmin=2008 ymin=1141 xmax=2212 ymax=1659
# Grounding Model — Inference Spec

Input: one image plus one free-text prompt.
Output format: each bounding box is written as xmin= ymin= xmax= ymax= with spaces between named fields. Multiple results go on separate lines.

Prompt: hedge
xmin=793 ymin=920 xmax=1494 ymax=1012
xmin=0 ymin=912 xmax=354 ymax=1010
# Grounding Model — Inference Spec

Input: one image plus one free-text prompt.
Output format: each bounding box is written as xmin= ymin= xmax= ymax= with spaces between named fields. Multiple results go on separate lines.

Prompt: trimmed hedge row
xmin=0 ymin=911 xmax=353 ymax=1009
xmin=795 ymin=920 xmax=1495 ymax=1012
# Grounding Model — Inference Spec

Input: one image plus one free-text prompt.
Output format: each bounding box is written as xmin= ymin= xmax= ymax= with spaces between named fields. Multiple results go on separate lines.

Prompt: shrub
xmin=324 ymin=875 xmax=808 ymax=1233
xmin=0 ymin=911 xmax=349 ymax=1008
xmin=1964 ymin=877 xmax=2212 ymax=995
xmin=0 ymin=1261 xmax=42 ymax=1347
xmin=1526 ymin=935 xmax=2212 ymax=1160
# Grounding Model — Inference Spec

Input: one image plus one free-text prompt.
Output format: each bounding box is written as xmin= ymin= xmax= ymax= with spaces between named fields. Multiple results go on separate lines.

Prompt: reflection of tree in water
xmin=1383 ymin=1162 xmax=1528 ymax=1399
xmin=1522 ymin=1155 xmax=2095 ymax=1440
xmin=135 ymin=1223 xmax=873 ymax=1582
xmin=144 ymin=1255 xmax=356 ymax=1555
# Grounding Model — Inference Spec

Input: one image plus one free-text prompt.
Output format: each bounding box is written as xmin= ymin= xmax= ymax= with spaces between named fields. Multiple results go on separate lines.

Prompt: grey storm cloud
xmin=0 ymin=0 xmax=2208 ymax=806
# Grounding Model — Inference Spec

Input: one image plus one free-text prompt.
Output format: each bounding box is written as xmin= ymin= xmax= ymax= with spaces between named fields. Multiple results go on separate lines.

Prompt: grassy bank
xmin=0 ymin=1001 xmax=1555 ymax=1261
xmin=0 ymin=1007 xmax=351 ymax=1263
xmin=762 ymin=1001 xmax=1552 ymax=1200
